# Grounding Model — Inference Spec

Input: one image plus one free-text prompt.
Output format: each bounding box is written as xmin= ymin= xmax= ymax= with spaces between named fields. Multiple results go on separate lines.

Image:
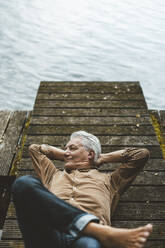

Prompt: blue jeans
xmin=12 ymin=175 xmax=101 ymax=248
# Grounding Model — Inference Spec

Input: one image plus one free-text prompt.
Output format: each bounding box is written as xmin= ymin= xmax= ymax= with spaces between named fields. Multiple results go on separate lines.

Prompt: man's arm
xmin=98 ymin=148 xmax=150 ymax=216
xmin=29 ymin=144 xmax=65 ymax=187
xmin=96 ymin=148 xmax=150 ymax=194
xmin=96 ymin=149 xmax=126 ymax=165
xmin=39 ymin=144 xmax=65 ymax=161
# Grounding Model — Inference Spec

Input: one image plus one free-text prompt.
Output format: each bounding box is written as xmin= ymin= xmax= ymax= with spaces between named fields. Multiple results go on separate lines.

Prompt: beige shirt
xmin=29 ymin=145 xmax=149 ymax=226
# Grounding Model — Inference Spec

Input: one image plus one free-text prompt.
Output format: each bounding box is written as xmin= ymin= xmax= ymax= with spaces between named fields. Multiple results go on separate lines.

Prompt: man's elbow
xmin=29 ymin=144 xmax=40 ymax=153
xmin=141 ymin=148 xmax=150 ymax=158
xmin=139 ymin=148 xmax=150 ymax=163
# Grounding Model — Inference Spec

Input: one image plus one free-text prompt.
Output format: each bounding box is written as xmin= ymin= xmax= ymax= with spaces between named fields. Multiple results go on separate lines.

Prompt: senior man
xmin=12 ymin=131 xmax=152 ymax=248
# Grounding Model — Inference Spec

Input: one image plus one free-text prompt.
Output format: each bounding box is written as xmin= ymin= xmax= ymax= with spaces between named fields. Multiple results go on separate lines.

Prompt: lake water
xmin=0 ymin=0 xmax=165 ymax=110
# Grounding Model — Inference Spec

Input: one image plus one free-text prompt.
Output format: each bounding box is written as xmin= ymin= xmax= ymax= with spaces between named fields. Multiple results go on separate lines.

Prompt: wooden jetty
xmin=0 ymin=81 xmax=165 ymax=247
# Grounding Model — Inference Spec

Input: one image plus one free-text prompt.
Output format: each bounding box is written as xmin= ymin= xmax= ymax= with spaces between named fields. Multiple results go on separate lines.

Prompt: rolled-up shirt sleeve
xmin=111 ymin=148 xmax=150 ymax=195
xmin=29 ymin=144 xmax=57 ymax=189
xmin=110 ymin=148 xmax=150 ymax=216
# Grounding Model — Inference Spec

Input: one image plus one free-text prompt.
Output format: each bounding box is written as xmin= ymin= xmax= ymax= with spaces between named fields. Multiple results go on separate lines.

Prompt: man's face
xmin=64 ymin=137 xmax=90 ymax=170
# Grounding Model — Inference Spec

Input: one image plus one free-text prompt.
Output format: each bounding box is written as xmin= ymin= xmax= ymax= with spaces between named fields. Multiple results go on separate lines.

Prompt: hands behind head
xmin=93 ymin=154 xmax=103 ymax=167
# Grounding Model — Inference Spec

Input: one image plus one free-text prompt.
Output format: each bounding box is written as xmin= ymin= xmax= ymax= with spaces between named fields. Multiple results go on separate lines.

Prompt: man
xmin=12 ymin=131 xmax=152 ymax=248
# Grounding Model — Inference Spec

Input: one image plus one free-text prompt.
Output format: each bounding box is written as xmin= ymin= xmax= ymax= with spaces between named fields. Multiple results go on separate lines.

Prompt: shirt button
xmin=74 ymin=176 xmax=78 ymax=181
xmin=71 ymin=197 xmax=74 ymax=201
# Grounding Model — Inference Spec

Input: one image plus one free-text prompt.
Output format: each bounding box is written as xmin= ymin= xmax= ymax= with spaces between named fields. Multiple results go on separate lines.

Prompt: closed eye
xmin=69 ymin=145 xmax=78 ymax=151
xmin=65 ymin=145 xmax=78 ymax=151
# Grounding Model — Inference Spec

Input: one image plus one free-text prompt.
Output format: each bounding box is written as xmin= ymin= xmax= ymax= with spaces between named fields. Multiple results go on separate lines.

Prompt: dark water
xmin=0 ymin=0 xmax=165 ymax=110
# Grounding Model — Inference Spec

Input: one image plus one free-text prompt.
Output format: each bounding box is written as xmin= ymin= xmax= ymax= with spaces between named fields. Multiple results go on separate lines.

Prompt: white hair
xmin=70 ymin=131 xmax=101 ymax=162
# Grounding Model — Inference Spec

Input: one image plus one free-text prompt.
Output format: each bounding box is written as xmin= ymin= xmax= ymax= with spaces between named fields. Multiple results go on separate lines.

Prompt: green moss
xmin=150 ymin=114 xmax=165 ymax=159
xmin=10 ymin=113 xmax=31 ymax=176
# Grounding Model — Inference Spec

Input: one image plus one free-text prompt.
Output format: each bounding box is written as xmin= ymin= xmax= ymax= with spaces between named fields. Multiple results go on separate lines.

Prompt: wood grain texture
xmin=27 ymin=125 xmax=156 ymax=136
xmin=32 ymin=108 xmax=149 ymax=117
xmin=0 ymin=111 xmax=11 ymax=140
xmin=34 ymin=100 xmax=147 ymax=108
xmin=30 ymin=116 xmax=152 ymax=125
xmin=36 ymin=92 xmax=145 ymax=101
xmin=25 ymin=135 xmax=159 ymax=146
xmin=0 ymin=111 xmax=27 ymax=175
xmin=39 ymin=81 xmax=143 ymax=93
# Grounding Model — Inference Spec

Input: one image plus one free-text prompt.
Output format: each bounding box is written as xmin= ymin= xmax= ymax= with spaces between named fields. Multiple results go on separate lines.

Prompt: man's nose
xmin=65 ymin=149 xmax=70 ymax=156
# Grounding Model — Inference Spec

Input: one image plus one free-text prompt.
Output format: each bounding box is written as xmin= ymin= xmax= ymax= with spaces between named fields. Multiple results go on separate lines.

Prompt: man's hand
xmin=93 ymin=154 xmax=104 ymax=167
xmin=40 ymin=144 xmax=65 ymax=161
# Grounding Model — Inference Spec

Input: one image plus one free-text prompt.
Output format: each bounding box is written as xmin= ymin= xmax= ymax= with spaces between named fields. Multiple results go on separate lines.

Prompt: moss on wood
xmin=150 ymin=113 xmax=165 ymax=159
xmin=9 ymin=113 xmax=31 ymax=176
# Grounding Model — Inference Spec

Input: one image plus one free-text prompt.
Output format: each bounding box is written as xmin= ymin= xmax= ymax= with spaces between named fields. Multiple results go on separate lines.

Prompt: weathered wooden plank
xmin=32 ymin=108 xmax=149 ymax=117
xmin=40 ymin=81 xmax=141 ymax=87
xmin=30 ymin=116 xmax=152 ymax=125
xmin=27 ymin=125 xmax=155 ymax=136
xmin=36 ymin=93 xmax=144 ymax=101
xmin=22 ymin=145 xmax=163 ymax=159
xmin=18 ymin=158 xmax=165 ymax=171
xmin=2 ymin=219 xmax=164 ymax=240
xmin=39 ymin=81 xmax=143 ymax=94
xmin=0 ymin=111 xmax=11 ymax=141
xmin=0 ymin=176 xmax=16 ymax=229
xmin=2 ymin=219 xmax=22 ymax=239
xmin=159 ymin=110 xmax=165 ymax=123
xmin=100 ymin=159 xmax=165 ymax=171
xmin=132 ymin=171 xmax=165 ymax=185
xmin=120 ymin=186 xmax=165 ymax=201
xmin=113 ymin=202 xmax=165 ymax=220
xmin=0 ymin=111 xmax=27 ymax=175
xmin=25 ymin=135 xmax=159 ymax=146
xmin=0 ymin=241 xmax=24 ymax=248
xmin=16 ymin=169 xmax=165 ymax=186
xmin=38 ymin=87 xmax=143 ymax=94
xmin=7 ymin=201 xmax=165 ymax=220
xmin=34 ymin=100 xmax=147 ymax=108
xmin=1 ymin=240 xmax=164 ymax=248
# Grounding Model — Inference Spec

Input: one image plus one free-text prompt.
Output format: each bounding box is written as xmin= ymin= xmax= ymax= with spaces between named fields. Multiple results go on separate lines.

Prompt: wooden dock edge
xmin=149 ymin=110 xmax=165 ymax=158
xmin=9 ymin=112 xmax=31 ymax=177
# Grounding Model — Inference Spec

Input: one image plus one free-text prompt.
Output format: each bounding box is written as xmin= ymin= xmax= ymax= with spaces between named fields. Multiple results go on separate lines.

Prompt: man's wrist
xmin=40 ymin=144 xmax=48 ymax=155
xmin=95 ymin=154 xmax=104 ymax=166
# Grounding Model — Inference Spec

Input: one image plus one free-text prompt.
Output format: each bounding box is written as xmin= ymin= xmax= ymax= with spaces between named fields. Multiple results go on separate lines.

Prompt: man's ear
xmin=88 ymin=150 xmax=95 ymax=161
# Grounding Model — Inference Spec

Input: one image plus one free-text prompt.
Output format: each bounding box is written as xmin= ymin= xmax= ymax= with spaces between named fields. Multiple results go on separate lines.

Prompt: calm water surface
xmin=0 ymin=0 xmax=165 ymax=110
